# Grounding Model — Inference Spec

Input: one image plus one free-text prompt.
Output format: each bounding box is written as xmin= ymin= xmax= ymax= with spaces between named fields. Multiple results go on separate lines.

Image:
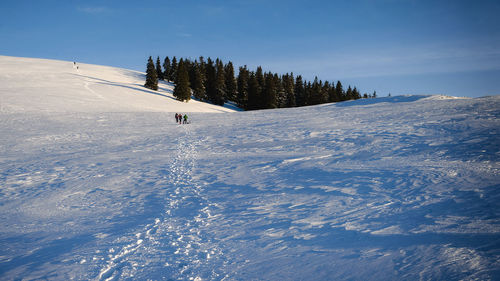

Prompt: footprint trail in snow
xmin=95 ymin=126 xmax=227 ymax=280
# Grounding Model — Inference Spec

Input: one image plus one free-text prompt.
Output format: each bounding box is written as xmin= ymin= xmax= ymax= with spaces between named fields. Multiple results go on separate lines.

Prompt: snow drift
xmin=0 ymin=56 xmax=499 ymax=280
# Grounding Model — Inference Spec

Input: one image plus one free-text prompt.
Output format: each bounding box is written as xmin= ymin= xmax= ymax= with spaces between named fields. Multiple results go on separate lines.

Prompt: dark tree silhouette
xmin=144 ymin=56 xmax=158 ymax=91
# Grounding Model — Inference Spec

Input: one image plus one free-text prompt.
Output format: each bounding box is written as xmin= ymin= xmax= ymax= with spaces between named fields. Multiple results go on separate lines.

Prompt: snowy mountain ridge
xmin=0 ymin=55 xmax=236 ymax=113
xmin=1 ymin=56 xmax=500 ymax=280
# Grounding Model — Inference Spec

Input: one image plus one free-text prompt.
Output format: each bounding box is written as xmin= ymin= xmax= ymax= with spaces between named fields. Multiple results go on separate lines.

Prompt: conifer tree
xmin=275 ymin=74 xmax=286 ymax=108
xmin=352 ymin=87 xmax=361 ymax=99
xmin=186 ymin=59 xmax=195 ymax=86
xmin=262 ymin=72 xmax=277 ymax=109
xmin=198 ymin=56 xmax=206 ymax=69
xmin=304 ymin=81 xmax=312 ymax=105
xmin=197 ymin=56 xmax=207 ymax=98
xmin=144 ymin=56 xmax=158 ymax=91
xmin=237 ymin=66 xmax=249 ymax=109
xmin=197 ymin=57 xmax=206 ymax=71
xmin=308 ymin=77 xmax=323 ymax=105
xmin=328 ymin=81 xmax=339 ymax=102
xmin=346 ymin=85 xmax=353 ymax=100
xmin=163 ymin=56 xmax=171 ymax=81
xmin=247 ymin=72 xmax=261 ymax=110
xmin=294 ymin=75 xmax=305 ymax=107
xmin=284 ymin=73 xmax=296 ymax=107
xmin=173 ymin=59 xmax=191 ymax=102
xmin=321 ymin=81 xmax=330 ymax=104
xmin=213 ymin=59 xmax=226 ymax=105
xmin=205 ymin=58 xmax=216 ymax=104
xmin=171 ymin=56 xmax=178 ymax=83
xmin=253 ymin=66 xmax=265 ymax=109
xmin=255 ymin=66 xmax=265 ymax=93
xmin=156 ymin=56 xmax=163 ymax=80
xmin=191 ymin=60 xmax=206 ymax=101
xmin=335 ymin=81 xmax=345 ymax=101
xmin=224 ymin=61 xmax=237 ymax=102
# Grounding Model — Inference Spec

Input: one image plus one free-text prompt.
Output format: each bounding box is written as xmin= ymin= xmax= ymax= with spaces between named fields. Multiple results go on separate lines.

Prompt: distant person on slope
xmin=183 ymin=114 xmax=188 ymax=124
xmin=175 ymin=113 xmax=179 ymax=124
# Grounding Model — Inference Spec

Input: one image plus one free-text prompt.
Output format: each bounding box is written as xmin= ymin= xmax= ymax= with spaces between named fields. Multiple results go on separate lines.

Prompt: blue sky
xmin=1 ymin=0 xmax=499 ymax=97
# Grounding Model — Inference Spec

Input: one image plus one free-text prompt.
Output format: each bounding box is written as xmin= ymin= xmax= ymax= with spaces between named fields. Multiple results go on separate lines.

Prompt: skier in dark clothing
xmin=175 ymin=113 xmax=179 ymax=123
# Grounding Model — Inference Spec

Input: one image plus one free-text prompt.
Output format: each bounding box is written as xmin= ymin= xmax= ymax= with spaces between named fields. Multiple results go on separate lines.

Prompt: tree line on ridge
xmin=145 ymin=56 xmax=376 ymax=110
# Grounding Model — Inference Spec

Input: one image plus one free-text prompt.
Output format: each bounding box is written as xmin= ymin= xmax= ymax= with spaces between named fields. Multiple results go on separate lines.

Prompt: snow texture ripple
xmin=1 ymin=56 xmax=499 ymax=280
xmin=94 ymin=126 xmax=227 ymax=281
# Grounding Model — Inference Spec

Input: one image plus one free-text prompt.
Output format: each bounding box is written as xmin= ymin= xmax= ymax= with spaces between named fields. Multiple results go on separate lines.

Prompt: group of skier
xmin=175 ymin=113 xmax=189 ymax=124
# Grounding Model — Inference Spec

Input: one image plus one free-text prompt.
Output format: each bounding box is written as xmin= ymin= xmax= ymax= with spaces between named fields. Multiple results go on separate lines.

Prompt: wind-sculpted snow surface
xmin=1 ymin=57 xmax=500 ymax=280
xmin=94 ymin=127 xmax=227 ymax=280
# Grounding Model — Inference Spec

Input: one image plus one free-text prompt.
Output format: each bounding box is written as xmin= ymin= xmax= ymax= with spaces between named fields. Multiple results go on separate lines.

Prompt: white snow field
xmin=1 ymin=56 xmax=499 ymax=280
xmin=0 ymin=56 xmax=235 ymax=114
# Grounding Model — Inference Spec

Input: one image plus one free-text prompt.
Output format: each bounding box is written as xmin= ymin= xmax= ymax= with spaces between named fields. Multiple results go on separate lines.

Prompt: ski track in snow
xmin=94 ymin=126 xmax=226 ymax=281
xmin=84 ymin=79 xmax=106 ymax=101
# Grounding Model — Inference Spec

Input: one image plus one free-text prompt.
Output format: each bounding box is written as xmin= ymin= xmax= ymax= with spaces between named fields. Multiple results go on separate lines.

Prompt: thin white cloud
xmin=77 ymin=6 xmax=109 ymax=14
xmin=177 ymin=33 xmax=192 ymax=38
xmin=199 ymin=5 xmax=225 ymax=17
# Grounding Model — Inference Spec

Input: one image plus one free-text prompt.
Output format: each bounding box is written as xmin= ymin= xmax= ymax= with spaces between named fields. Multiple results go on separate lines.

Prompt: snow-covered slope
xmin=1 ymin=56 xmax=499 ymax=280
xmin=0 ymin=55 xmax=235 ymax=113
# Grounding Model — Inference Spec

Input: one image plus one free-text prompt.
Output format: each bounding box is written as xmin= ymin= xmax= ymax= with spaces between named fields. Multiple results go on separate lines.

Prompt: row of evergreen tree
xmin=145 ymin=56 xmax=376 ymax=110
